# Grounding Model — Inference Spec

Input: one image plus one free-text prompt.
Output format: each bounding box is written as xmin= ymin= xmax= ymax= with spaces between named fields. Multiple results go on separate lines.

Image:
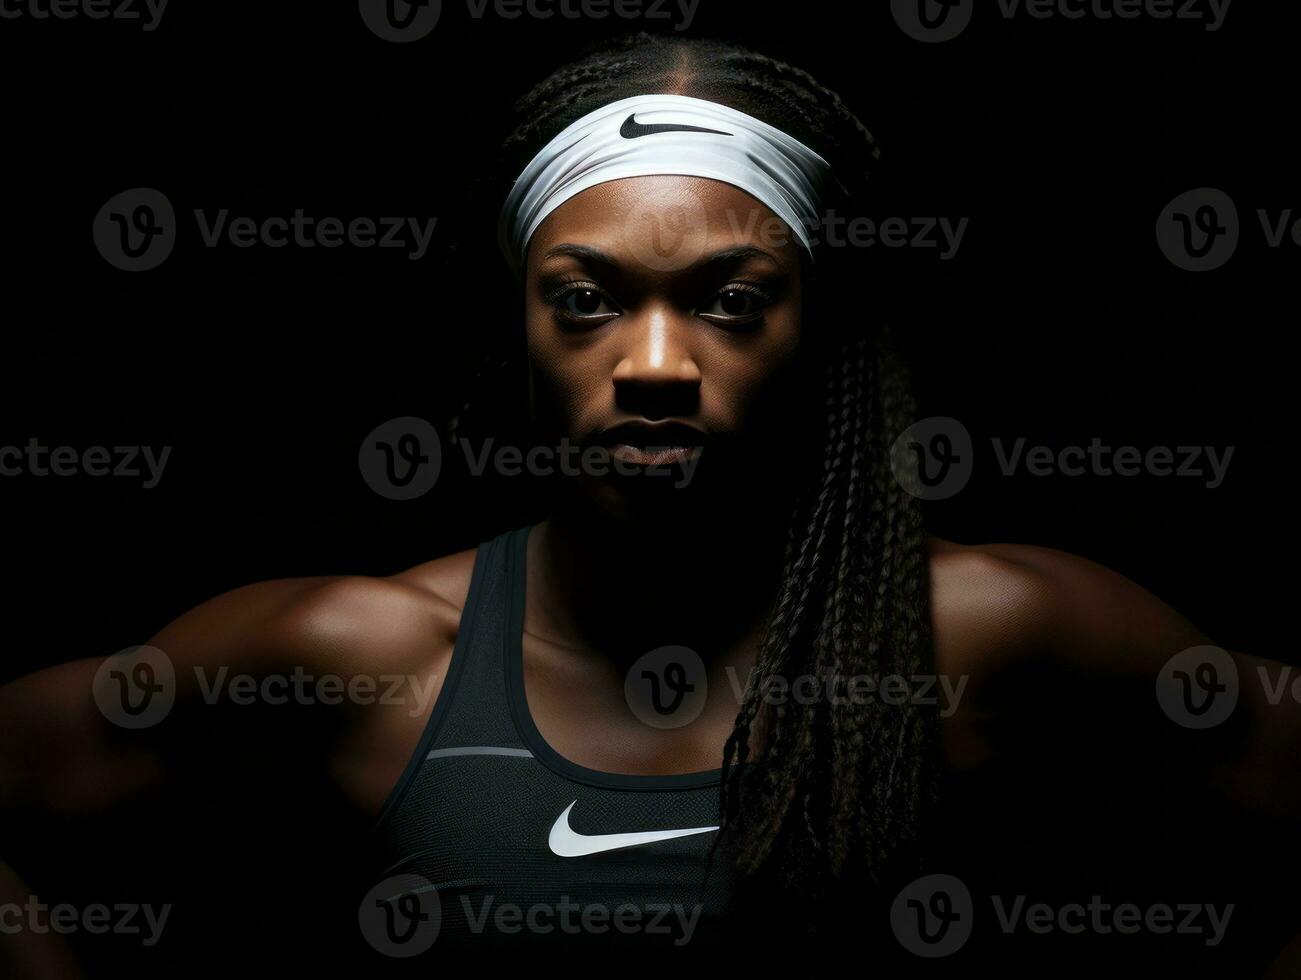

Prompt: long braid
xmin=485 ymin=33 xmax=939 ymax=909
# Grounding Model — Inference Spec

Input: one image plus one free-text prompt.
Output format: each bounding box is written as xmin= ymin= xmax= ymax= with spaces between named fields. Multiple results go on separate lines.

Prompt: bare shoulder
xmin=149 ymin=545 xmax=481 ymax=681
xmin=926 ymin=537 xmax=1212 ymax=770
xmin=0 ymin=547 xmax=483 ymax=826
xmin=928 ymin=536 xmax=1208 ymax=681
xmin=390 ymin=545 xmax=479 ymax=617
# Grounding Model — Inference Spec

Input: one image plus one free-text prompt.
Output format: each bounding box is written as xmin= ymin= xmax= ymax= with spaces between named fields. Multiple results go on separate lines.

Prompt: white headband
xmin=498 ymin=93 xmax=836 ymax=273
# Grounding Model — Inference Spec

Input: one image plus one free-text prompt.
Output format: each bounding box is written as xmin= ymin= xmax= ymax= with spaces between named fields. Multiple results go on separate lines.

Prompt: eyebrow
xmin=538 ymin=242 xmax=784 ymax=275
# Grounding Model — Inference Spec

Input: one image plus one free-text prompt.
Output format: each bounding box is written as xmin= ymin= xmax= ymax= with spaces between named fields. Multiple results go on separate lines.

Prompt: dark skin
xmin=2 ymin=176 xmax=1298 ymax=976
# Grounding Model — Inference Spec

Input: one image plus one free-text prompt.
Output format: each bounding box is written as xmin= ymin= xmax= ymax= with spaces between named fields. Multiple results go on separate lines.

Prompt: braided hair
xmin=478 ymin=33 xmax=940 ymax=906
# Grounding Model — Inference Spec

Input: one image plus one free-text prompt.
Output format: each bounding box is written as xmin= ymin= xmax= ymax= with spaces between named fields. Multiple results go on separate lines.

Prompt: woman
xmin=2 ymin=33 xmax=1298 ymax=978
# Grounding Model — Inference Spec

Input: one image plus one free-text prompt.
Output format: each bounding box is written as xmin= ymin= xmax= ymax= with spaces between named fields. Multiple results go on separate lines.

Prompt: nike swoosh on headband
xmin=547 ymin=801 xmax=719 ymax=857
xmin=619 ymin=112 xmax=732 ymax=139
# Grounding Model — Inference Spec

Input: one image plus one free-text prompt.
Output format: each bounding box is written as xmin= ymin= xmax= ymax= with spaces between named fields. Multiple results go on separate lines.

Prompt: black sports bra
xmin=365 ymin=524 xmax=752 ymax=965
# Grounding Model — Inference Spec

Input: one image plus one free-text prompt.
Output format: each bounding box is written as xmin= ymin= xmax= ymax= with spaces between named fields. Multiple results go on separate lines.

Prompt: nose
xmin=611 ymin=308 xmax=702 ymax=419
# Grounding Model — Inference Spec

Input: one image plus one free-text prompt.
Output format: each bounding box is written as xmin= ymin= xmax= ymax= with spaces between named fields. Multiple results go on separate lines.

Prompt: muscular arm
xmin=0 ymin=567 xmax=463 ymax=977
xmin=0 ymin=859 xmax=86 ymax=980
xmin=931 ymin=540 xmax=1301 ymax=973
xmin=1 ymin=578 xmax=330 ymax=818
xmin=954 ymin=541 xmax=1300 ymax=818
xmin=0 ymin=578 xmax=336 ymax=976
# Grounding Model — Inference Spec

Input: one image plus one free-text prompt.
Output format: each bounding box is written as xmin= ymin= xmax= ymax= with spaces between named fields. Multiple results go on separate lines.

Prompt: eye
xmin=697 ymin=284 xmax=774 ymax=325
xmin=549 ymin=284 xmax=620 ymax=323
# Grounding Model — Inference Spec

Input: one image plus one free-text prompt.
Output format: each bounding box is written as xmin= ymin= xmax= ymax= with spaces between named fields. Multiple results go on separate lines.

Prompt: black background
xmin=1 ymin=0 xmax=1299 ymax=977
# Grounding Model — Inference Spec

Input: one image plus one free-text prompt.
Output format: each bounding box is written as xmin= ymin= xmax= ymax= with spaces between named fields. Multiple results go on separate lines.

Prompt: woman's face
xmin=523 ymin=175 xmax=807 ymax=507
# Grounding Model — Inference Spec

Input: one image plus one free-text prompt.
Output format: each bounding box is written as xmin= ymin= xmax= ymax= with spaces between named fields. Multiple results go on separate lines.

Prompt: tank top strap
xmin=370 ymin=524 xmax=533 ymax=835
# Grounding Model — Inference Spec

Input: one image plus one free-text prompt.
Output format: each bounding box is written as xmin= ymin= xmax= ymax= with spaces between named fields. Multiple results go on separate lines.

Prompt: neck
xmin=528 ymin=484 xmax=795 ymax=661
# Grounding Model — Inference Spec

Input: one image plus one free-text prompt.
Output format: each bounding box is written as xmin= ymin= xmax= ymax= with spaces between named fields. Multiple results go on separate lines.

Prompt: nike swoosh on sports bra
xmin=366 ymin=524 xmax=753 ymax=960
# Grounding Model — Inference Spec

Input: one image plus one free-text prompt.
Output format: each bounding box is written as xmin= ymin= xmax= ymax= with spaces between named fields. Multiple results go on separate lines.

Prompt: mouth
xmin=595 ymin=421 xmax=708 ymax=466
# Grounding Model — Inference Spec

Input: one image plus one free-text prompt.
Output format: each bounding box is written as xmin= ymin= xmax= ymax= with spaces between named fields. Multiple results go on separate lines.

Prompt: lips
xmin=595 ymin=420 xmax=707 ymax=466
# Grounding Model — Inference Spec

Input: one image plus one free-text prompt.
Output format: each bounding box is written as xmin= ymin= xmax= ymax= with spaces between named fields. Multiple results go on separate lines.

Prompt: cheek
xmin=703 ymin=305 xmax=803 ymax=418
xmin=524 ymin=318 xmax=605 ymax=423
xmin=523 ymin=300 xmax=566 ymax=384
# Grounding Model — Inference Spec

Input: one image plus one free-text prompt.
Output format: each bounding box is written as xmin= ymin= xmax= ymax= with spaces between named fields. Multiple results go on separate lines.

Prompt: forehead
xmin=525 ymin=175 xmax=803 ymax=276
